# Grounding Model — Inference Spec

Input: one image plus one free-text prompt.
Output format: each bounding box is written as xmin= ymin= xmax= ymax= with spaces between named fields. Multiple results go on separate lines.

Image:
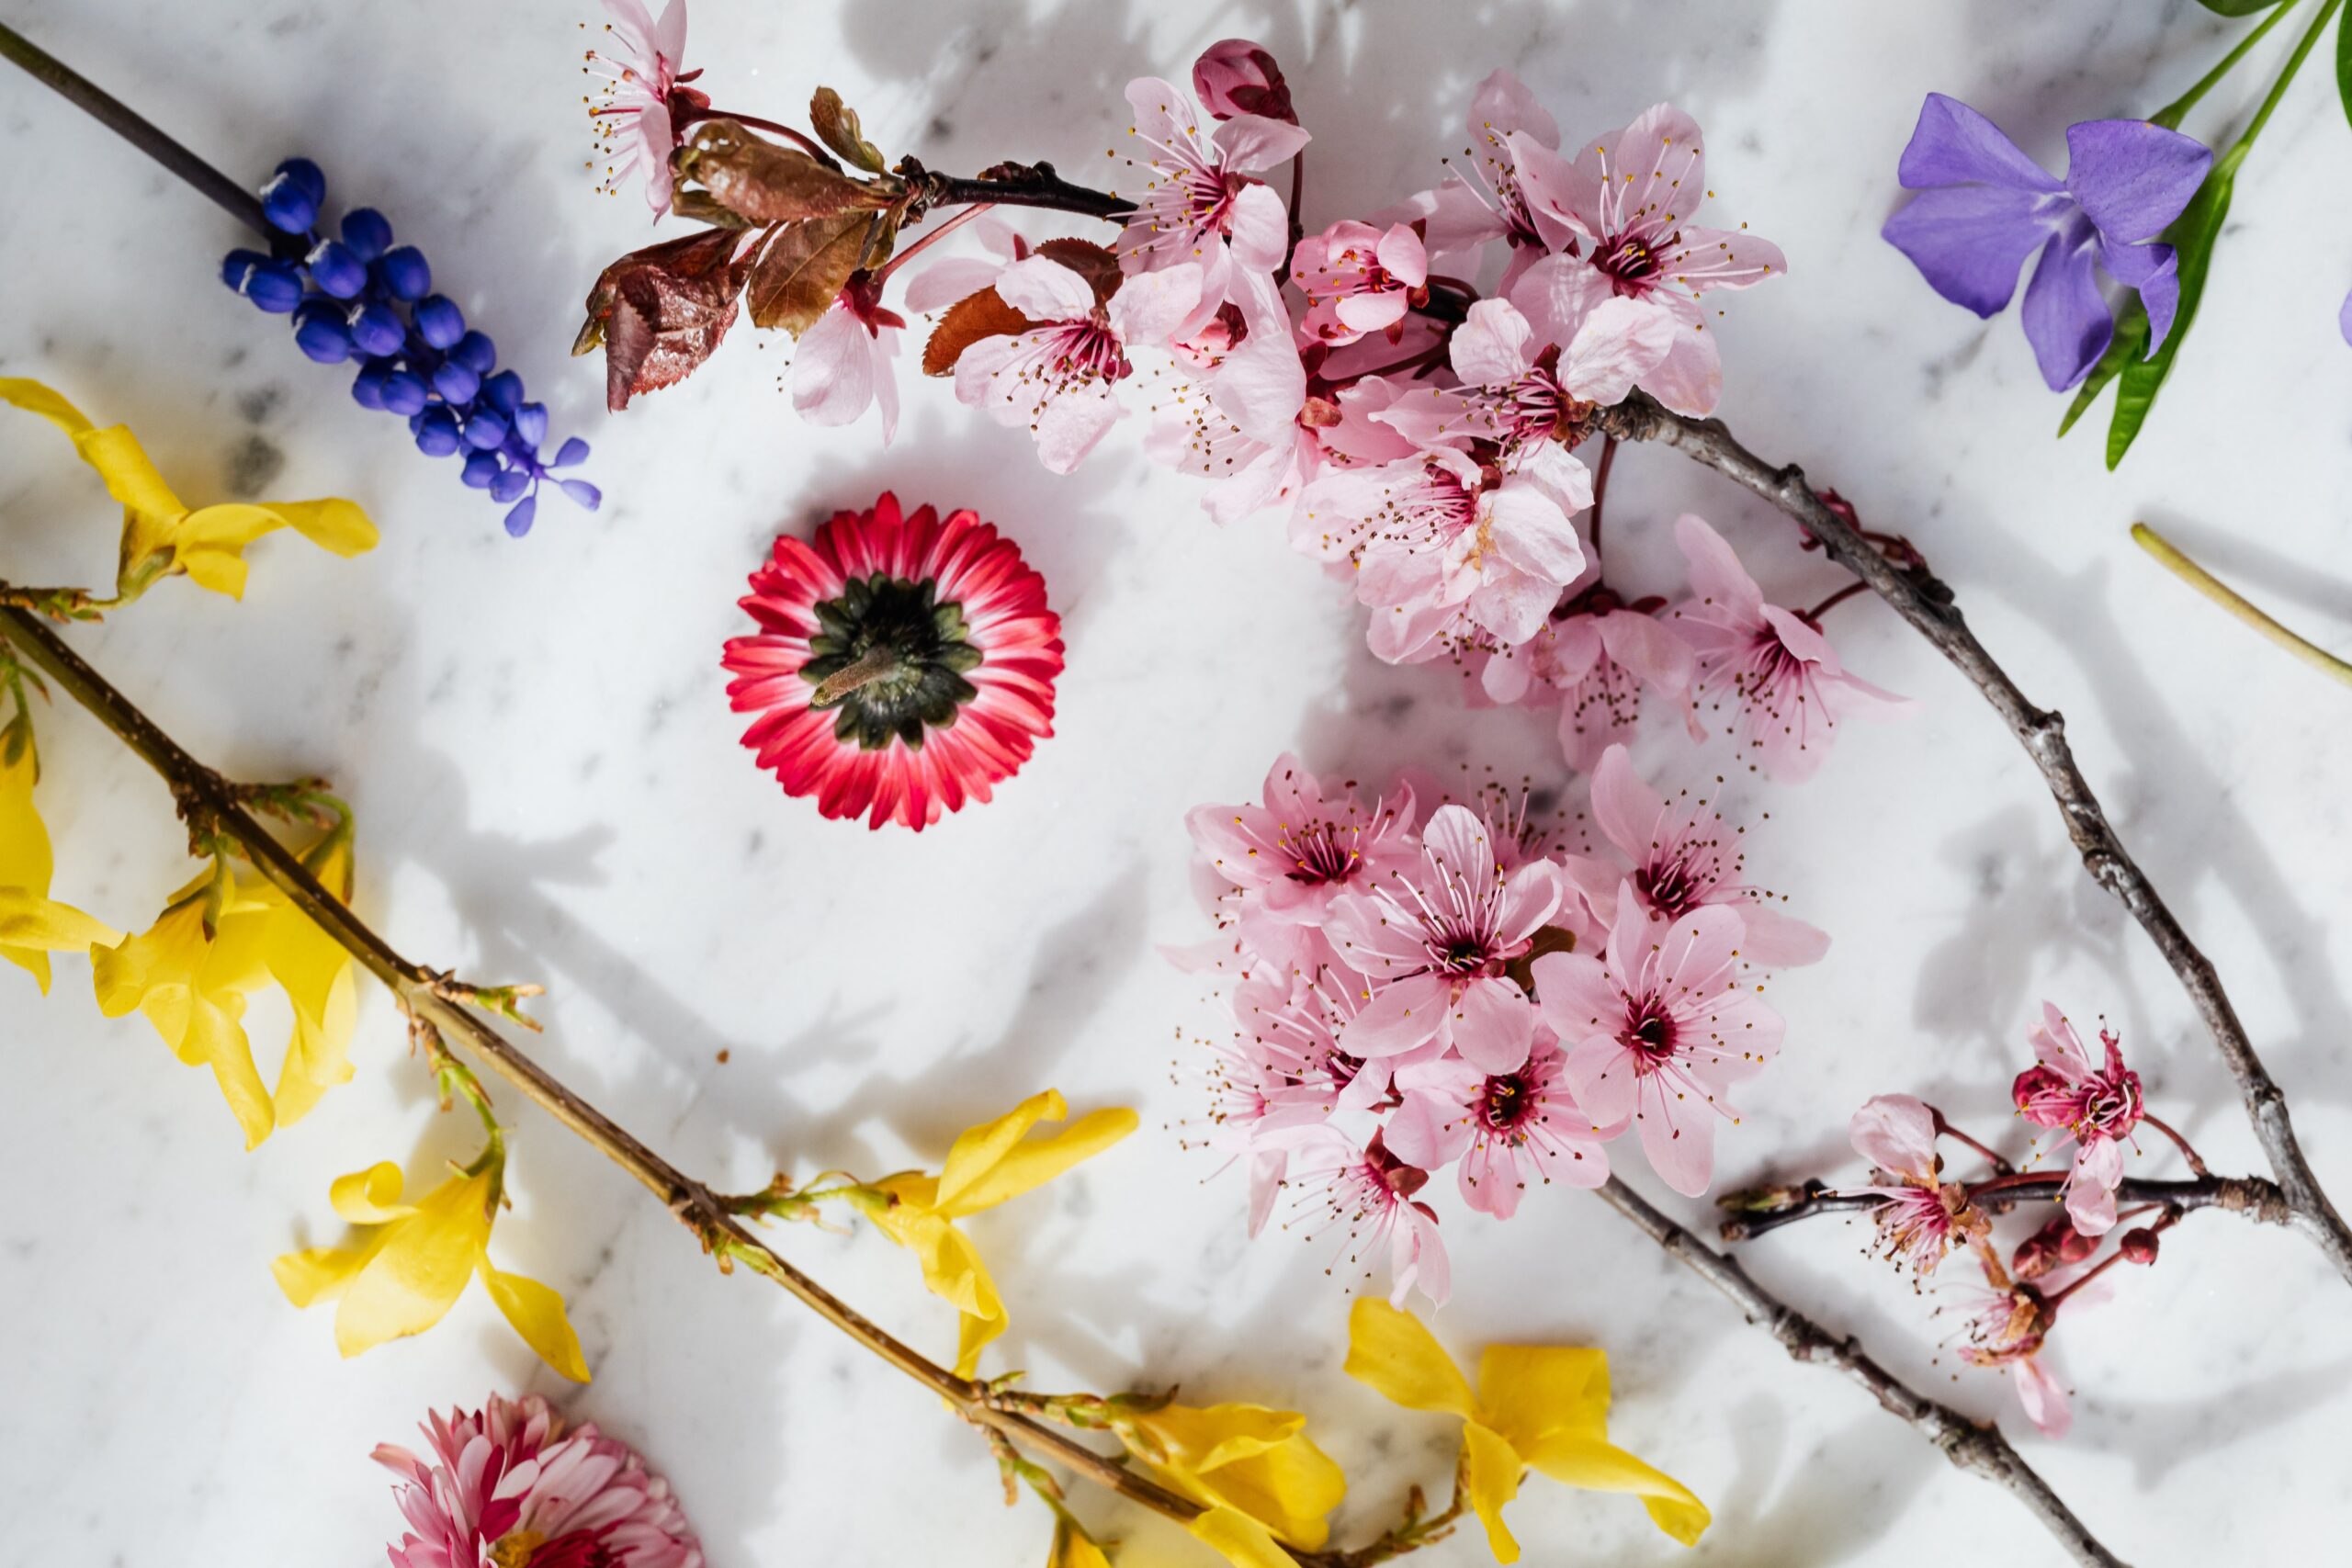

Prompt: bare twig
xmin=1596 ymin=392 xmax=2352 ymax=1288
xmin=1595 ymin=1178 xmax=2127 ymax=1568
xmin=1718 ymin=1172 xmax=2293 ymax=1241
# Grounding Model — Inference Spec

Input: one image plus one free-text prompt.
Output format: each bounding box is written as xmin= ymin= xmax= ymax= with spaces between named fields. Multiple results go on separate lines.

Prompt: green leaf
xmin=2056 ymin=304 xmax=2143 ymax=438
xmin=2104 ymin=149 xmax=2243 ymax=468
xmin=810 ymin=87 xmax=888 ymax=175
xmin=2196 ymin=0 xmax=2289 ymax=14
xmin=2339 ymin=0 xmax=2352 ymax=126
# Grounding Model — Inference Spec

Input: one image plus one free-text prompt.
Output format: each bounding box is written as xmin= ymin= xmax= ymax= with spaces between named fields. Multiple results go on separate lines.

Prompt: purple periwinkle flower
xmin=1883 ymin=94 xmax=2211 ymax=390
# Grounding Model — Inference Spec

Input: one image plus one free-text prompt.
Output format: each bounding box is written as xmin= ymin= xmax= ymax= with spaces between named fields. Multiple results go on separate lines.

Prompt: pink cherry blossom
xmin=1297 ymin=443 xmax=1589 ymax=661
xmin=1186 ymin=753 xmax=1419 ymax=976
xmin=1385 ymin=1036 xmax=1615 ymax=1218
xmin=1408 ymin=69 xmax=1577 ymax=289
xmin=586 ymin=0 xmax=695 ymax=217
xmin=900 ymin=214 xmax=1026 ymax=313
xmin=1118 ymin=75 xmax=1310 ymax=333
xmin=1510 ymin=103 xmax=1787 ymax=415
xmin=1294 ymin=220 xmax=1429 ymax=345
xmin=2014 ymin=1002 xmax=2144 ymax=1236
xmin=1283 ymin=1127 xmax=1451 ymax=1308
xmin=1573 ymin=742 xmax=1827 ymax=964
xmin=1323 ymin=803 xmax=1565 ymax=1074
xmin=1479 ymin=585 xmax=1696 ymax=772
xmin=792 ymin=275 xmax=905 ymax=440
xmin=1953 ymin=1261 xmax=2071 ymax=1438
xmin=375 ymin=1393 xmax=701 ymax=1568
xmin=1670 ymin=513 xmax=1906 ymax=781
xmin=1375 ymin=296 xmax=1678 ymax=461
xmin=1146 ymin=270 xmax=1319 ymax=525
xmin=1192 ymin=38 xmax=1296 ymax=125
xmin=1849 ymin=1092 xmax=1983 ymax=1276
xmin=955 ymin=255 xmax=1203 ymax=473
xmin=1532 ymin=883 xmax=1783 ymax=1196
xmin=1190 ymin=968 xmax=1373 ymax=1235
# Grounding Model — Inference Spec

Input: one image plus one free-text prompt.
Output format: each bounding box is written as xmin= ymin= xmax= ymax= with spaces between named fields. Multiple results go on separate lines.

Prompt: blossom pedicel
xmin=220 ymin=158 xmax=598 ymax=536
xmin=723 ymin=492 xmax=1063 ymax=830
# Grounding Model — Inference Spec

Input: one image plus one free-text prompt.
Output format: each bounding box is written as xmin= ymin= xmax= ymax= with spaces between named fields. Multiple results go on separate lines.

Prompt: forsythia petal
xmin=934 ymin=1089 xmax=1069 ymax=1211
xmin=1461 ymin=1419 xmax=1526 ymax=1564
xmin=0 ymin=375 xmax=96 ymax=436
xmin=1046 ymin=1509 xmax=1114 ymax=1568
xmin=270 ymin=1245 xmax=374 ymax=1307
xmin=1475 ymin=1344 xmax=1611 ymax=1450
xmin=332 ymin=1168 xmax=495 ymax=1357
xmin=480 ymin=1262 xmax=592 ymax=1382
xmin=0 ymin=733 xmax=116 ymax=991
xmin=262 ymin=498 xmax=379 ymax=556
xmin=1125 ymin=1404 xmax=1345 ymax=1551
xmin=1188 ymin=1507 xmax=1305 ymax=1568
xmin=70 ymin=423 xmax=187 ymax=527
xmin=329 ymin=1161 xmax=416 ymax=1224
xmin=1521 ymin=1434 xmax=1711 ymax=1547
xmin=0 ymin=889 xmax=120 ymax=989
xmin=938 ymin=1104 xmax=1140 ymax=1217
xmin=1343 ymin=1297 xmax=1479 ymax=1420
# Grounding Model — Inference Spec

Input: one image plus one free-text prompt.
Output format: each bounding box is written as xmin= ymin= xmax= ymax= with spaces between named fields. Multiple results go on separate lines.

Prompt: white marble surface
xmin=4 ymin=1 xmax=2351 ymax=1563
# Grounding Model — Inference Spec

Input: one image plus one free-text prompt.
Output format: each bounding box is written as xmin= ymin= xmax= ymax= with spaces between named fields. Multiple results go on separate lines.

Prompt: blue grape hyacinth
xmin=220 ymin=158 xmax=599 ymax=537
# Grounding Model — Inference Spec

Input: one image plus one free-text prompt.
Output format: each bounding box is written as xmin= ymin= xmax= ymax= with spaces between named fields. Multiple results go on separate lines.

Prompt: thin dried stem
xmin=1597 ymin=392 xmax=2352 ymax=1288
xmin=1718 ymin=1171 xmax=2293 ymax=1241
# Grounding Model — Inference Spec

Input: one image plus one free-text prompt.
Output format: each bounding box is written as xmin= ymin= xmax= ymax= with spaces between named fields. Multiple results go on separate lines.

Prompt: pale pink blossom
xmin=1324 ymin=803 xmax=1565 ymax=1074
xmin=2014 ymin=1002 xmax=2145 ymax=1236
xmin=1376 ymin=296 xmax=1677 ymax=460
xmin=1146 ymin=271 xmax=1318 ymax=525
xmin=1849 ymin=1092 xmax=1983 ymax=1276
xmin=1532 ymin=883 xmax=1783 ymax=1196
xmin=900 ymin=214 xmax=1025 ymax=313
xmin=1510 ymin=103 xmax=1787 ymax=415
xmin=375 ymin=1393 xmax=701 ymax=1568
xmin=1294 ymin=220 xmax=1429 ymax=345
xmin=955 ymin=255 xmax=1203 ymax=473
xmin=792 ymin=276 xmax=904 ymax=440
xmin=1408 ymin=69 xmax=1577 ymax=289
xmin=1480 ymin=586 xmax=1696 ymax=772
xmin=1573 ymin=742 xmax=1826 ymax=964
xmin=586 ymin=0 xmax=694 ymax=217
xmin=1385 ymin=1036 xmax=1616 ymax=1218
xmin=1952 ymin=1261 xmax=2071 ymax=1438
xmin=1283 ymin=1127 xmax=1451 ymax=1308
xmin=1186 ymin=753 xmax=1419 ymax=976
xmin=1191 ymin=38 xmax=1296 ymax=125
xmin=1670 ymin=514 xmax=1906 ymax=780
xmin=1192 ymin=969 xmax=1369 ymax=1235
xmin=1118 ymin=75 xmax=1310 ymax=333
xmin=1297 ymin=443 xmax=1589 ymax=661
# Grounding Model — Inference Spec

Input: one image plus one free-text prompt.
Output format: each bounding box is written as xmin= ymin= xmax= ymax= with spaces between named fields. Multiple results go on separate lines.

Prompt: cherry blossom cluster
xmin=1175 ymin=745 xmax=1821 ymax=1307
xmin=1834 ymin=1003 xmax=2190 ymax=1438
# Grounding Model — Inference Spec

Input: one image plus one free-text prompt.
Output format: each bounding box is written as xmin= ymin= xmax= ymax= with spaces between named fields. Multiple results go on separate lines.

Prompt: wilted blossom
xmin=1848 ymin=1092 xmax=1984 ymax=1277
xmin=2013 ymin=1002 xmax=2144 ymax=1235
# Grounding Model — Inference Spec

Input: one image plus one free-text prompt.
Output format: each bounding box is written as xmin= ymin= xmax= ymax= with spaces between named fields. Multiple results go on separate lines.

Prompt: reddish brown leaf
xmin=809 ymin=87 xmax=888 ymax=175
xmin=685 ymin=119 xmax=892 ymax=224
xmin=1034 ymin=237 xmax=1124 ymax=307
xmin=921 ymin=287 xmax=1036 ymax=377
xmin=745 ymin=213 xmax=873 ymax=334
xmin=576 ymin=226 xmax=756 ymax=410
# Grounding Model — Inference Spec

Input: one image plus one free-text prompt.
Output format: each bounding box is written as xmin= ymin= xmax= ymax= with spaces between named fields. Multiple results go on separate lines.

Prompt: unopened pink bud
xmin=1192 ymin=38 xmax=1297 ymax=124
xmin=2120 ymin=1227 xmax=2161 ymax=1265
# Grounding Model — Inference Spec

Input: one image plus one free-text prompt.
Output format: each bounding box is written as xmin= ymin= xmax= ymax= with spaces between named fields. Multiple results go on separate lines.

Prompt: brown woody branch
xmin=1596 ymin=392 xmax=2352 ymax=1290
xmin=1717 ymin=1173 xmax=2293 ymax=1242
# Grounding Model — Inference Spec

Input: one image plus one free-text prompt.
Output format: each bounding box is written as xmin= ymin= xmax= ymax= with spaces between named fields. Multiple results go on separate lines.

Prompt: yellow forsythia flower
xmin=273 ymin=1156 xmax=589 ymax=1382
xmin=1119 ymin=1402 xmax=1347 ymax=1558
xmin=1344 ymin=1299 xmax=1709 ymax=1562
xmin=864 ymin=1088 xmax=1136 ymax=1376
xmin=0 ymin=376 xmax=376 ymax=602
xmin=1046 ymin=1506 xmax=1113 ymax=1568
xmin=0 ymin=710 xmax=119 ymax=991
xmin=232 ymin=836 xmax=359 ymax=1127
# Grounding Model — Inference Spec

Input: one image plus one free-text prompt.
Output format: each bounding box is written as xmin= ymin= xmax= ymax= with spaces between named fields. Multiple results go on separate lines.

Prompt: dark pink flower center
xmin=1477 ymin=1070 xmax=1538 ymax=1134
xmin=1282 ymin=820 xmax=1363 ymax=885
xmin=1626 ymin=998 xmax=1677 ymax=1063
xmin=1596 ymin=228 xmax=1672 ymax=294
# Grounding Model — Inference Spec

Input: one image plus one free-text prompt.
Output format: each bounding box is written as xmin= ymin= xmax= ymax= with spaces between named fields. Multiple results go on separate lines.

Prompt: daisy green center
xmin=801 ymin=571 xmax=985 ymax=750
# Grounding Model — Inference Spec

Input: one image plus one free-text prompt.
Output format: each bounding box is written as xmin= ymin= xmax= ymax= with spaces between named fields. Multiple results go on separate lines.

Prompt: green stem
xmin=2132 ymin=524 xmax=2352 ymax=690
xmin=2232 ymin=0 xmax=2341 ymax=151
xmin=2152 ymin=0 xmax=2304 ymax=129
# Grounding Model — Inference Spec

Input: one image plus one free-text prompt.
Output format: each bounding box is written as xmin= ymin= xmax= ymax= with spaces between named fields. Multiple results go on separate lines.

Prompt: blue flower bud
xmin=414 ymin=406 xmax=463 ymax=457
xmin=431 ymin=360 xmax=481 ymax=404
xmin=414 ymin=294 xmax=466 ymax=350
xmin=503 ymin=494 xmax=538 ymax=538
xmin=351 ymin=359 xmax=391 ymax=410
xmin=481 ymin=370 xmax=525 ymax=415
xmin=489 ymin=467 xmax=533 ymax=504
xmin=449 ymin=331 xmax=497 ymax=375
xmin=306 ymin=239 xmax=368 ymax=299
xmin=260 ymin=158 xmax=324 ymax=233
xmin=220 ymin=249 xmax=271 ymax=292
xmin=241 ymin=260 xmax=306 ymax=312
xmin=339 ymin=207 xmax=393 ymax=262
xmin=292 ymin=300 xmax=354 ymax=363
xmin=379 ymin=369 xmax=430 ymax=417
xmin=462 ymin=407 xmax=511 ymax=450
xmin=550 ymin=436 xmax=592 ymax=468
xmin=376 ymin=245 xmax=432 ymax=301
xmin=347 ymin=301 xmax=407 ymax=357
xmin=514 ymin=401 xmax=549 ymax=448
xmin=461 ymin=452 xmax=503 ymax=490
xmin=558 ymin=478 xmax=603 ymax=511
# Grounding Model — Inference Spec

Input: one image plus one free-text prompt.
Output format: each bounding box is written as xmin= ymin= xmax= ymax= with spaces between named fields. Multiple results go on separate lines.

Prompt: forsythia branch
xmin=1596 ymin=392 xmax=2352 ymax=1291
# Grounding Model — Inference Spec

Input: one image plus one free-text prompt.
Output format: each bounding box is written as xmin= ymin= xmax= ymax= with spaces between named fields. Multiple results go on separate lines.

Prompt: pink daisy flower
xmin=1116 ymin=74 xmax=1310 ymax=333
xmin=1323 ymin=802 xmax=1566 ymax=1075
xmin=1572 ymin=742 xmax=1827 ymax=965
xmin=584 ymin=0 xmax=698 ymax=217
xmin=1848 ymin=1092 xmax=1984 ymax=1277
xmin=1293 ymin=220 xmax=1429 ymax=345
xmin=1385 ymin=1035 xmax=1616 ymax=1218
xmin=1532 ymin=883 xmax=1783 ymax=1196
xmin=1185 ymin=753 xmax=1419 ymax=976
xmin=2014 ymin=1002 xmax=2145 ymax=1236
xmin=1669 ymin=513 xmax=1906 ymax=781
xmin=1281 ymin=1126 xmax=1451 ymax=1308
xmin=374 ymin=1393 xmax=701 ymax=1568
xmin=1510 ymin=103 xmax=1787 ymax=415
xmin=722 ymin=493 xmax=1062 ymax=831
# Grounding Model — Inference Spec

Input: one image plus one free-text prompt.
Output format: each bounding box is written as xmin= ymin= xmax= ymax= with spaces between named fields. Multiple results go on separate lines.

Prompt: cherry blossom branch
xmin=1593 ymin=391 xmax=2352 ymax=1290
xmin=1716 ymin=1172 xmax=2292 ymax=1242
xmin=909 ymin=158 xmax=1136 ymax=221
xmin=1593 ymin=1178 xmax=2127 ymax=1568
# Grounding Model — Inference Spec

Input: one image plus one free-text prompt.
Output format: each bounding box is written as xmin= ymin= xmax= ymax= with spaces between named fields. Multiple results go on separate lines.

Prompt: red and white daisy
xmin=375 ymin=1393 xmax=702 ymax=1568
xmin=722 ymin=493 xmax=1063 ymax=831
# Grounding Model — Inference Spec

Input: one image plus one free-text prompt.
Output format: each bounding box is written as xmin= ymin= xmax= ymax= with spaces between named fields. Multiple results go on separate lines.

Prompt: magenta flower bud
xmin=1191 ymin=38 xmax=1295 ymax=124
xmin=2119 ymin=1227 xmax=2161 ymax=1265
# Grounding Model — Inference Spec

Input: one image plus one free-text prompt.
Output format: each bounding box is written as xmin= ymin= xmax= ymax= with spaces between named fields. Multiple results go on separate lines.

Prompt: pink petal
xmin=1342 ymin=973 xmax=1450 ymax=1057
xmin=1673 ymin=513 xmax=1765 ymax=621
xmin=1735 ymin=903 xmax=1830 ymax=966
xmin=1849 ymin=1093 xmax=1939 ymax=1182
xmin=1636 ymin=1070 xmax=1718 ymax=1196
xmin=1590 ymin=744 xmax=1665 ymax=862
xmin=1561 ymin=1032 xmax=1638 ymax=1123
xmin=1212 ymin=112 xmax=1312 ymax=173
xmin=1449 ymin=298 xmax=1537 ymax=385
xmin=1448 ymin=976 xmax=1537 ymax=1074
xmin=992 ymin=255 xmax=1097 ymax=321
xmin=1559 ymin=295 xmax=1679 ymax=404
xmin=1387 ymin=1088 xmax=1476 ymax=1169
